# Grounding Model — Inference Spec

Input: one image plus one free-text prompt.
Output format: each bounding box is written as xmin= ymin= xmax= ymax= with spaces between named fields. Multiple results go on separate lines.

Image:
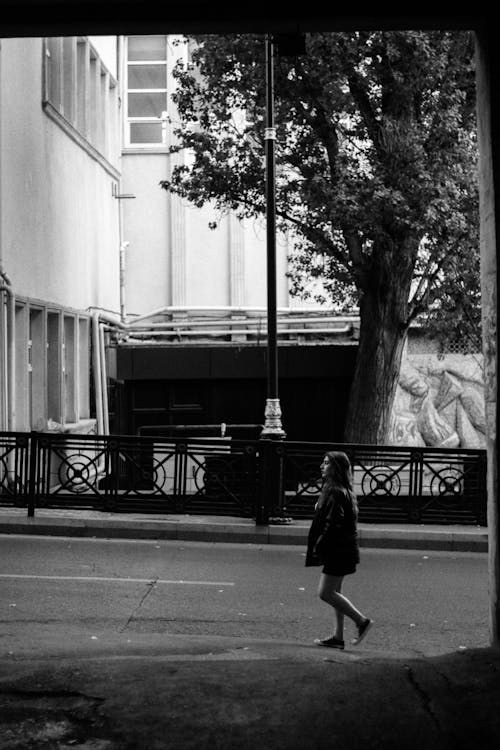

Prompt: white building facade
xmin=0 ymin=33 xmax=308 ymax=439
xmin=118 ymin=34 xmax=293 ymax=317
xmin=0 ymin=35 xmax=121 ymax=434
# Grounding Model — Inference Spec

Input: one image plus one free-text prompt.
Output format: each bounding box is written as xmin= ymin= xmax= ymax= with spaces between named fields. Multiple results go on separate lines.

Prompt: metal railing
xmin=0 ymin=431 xmax=487 ymax=525
xmin=278 ymin=441 xmax=487 ymax=526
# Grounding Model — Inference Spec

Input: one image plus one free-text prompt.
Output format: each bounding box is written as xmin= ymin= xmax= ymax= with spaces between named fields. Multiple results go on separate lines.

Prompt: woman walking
xmin=306 ymin=451 xmax=373 ymax=649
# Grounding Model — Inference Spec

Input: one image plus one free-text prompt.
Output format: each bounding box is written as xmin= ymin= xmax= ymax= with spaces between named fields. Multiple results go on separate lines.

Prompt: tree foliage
xmin=161 ymin=31 xmax=479 ymax=442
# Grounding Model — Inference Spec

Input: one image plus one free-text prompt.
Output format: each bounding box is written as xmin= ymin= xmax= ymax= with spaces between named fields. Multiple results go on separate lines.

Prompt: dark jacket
xmin=305 ymin=485 xmax=360 ymax=569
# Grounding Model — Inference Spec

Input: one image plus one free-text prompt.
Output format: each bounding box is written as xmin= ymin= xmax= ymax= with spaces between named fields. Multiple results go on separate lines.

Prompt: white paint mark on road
xmin=0 ymin=574 xmax=235 ymax=586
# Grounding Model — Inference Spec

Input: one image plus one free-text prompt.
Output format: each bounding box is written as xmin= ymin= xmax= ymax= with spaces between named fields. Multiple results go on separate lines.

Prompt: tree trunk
xmin=344 ymin=242 xmax=415 ymax=445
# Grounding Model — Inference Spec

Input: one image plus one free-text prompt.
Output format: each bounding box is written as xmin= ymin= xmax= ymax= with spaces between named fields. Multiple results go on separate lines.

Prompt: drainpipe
xmin=119 ymin=241 xmax=128 ymax=324
xmin=91 ymin=309 xmax=124 ymax=436
xmin=99 ymin=320 xmax=110 ymax=434
xmin=92 ymin=312 xmax=104 ymax=435
xmin=0 ymin=40 xmax=10 ymax=433
xmin=7 ymin=280 xmax=15 ymax=431
xmin=87 ymin=307 xmax=127 ymax=330
xmin=0 ymin=284 xmax=8 ymax=430
xmin=0 ymin=274 xmax=15 ymax=432
xmin=113 ymin=179 xmax=135 ymax=327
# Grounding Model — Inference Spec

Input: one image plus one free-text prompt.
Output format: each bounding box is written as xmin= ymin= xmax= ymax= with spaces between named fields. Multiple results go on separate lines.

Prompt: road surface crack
xmin=0 ymin=688 xmax=103 ymax=703
xmin=405 ymin=665 xmax=444 ymax=735
xmin=119 ymin=577 xmax=158 ymax=633
xmin=435 ymin=668 xmax=455 ymax=694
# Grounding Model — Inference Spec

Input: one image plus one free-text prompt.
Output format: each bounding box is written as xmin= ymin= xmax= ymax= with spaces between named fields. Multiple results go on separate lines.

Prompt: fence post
xmin=408 ymin=450 xmax=423 ymax=523
xmin=173 ymin=442 xmax=187 ymax=513
xmin=256 ymin=438 xmax=286 ymax=525
xmin=105 ymin=436 xmax=119 ymax=511
xmin=268 ymin=442 xmax=287 ymax=522
xmin=256 ymin=439 xmax=271 ymax=525
xmin=477 ymin=451 xmax=488 ymax=527
xmin=27 ymin=431 xmax=38 ymax=518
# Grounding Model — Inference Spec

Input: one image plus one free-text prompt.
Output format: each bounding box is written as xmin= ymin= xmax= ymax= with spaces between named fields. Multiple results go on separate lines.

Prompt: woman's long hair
xmin=322 ymin=451 xmax=358 ymax=515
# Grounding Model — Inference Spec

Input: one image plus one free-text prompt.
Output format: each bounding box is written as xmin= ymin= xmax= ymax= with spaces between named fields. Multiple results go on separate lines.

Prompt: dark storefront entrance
xmin=111 ymin=343 xmax=357 ymax=442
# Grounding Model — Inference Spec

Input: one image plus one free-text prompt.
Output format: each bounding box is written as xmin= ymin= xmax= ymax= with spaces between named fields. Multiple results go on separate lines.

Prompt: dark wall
xmin=112 ymin=344 xmax=356 ymax=442
xmin=2 ymin=2 xmax=481 ymax=38
xmin=116 ymin=343 xmax=356 ymax=380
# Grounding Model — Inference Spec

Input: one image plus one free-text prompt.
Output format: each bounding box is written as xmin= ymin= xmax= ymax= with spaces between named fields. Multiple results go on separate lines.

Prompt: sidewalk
xmin=0 ymin=506 xmax=496 ymax=749
xmin=0 ymin=506 xmax=488 ymax=551
xmin=1 ymin=632 xmax=499 ymax=749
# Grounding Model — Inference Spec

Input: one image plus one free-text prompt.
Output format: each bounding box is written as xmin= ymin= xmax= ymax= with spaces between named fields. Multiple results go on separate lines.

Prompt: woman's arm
xmin=313 ymin=495 xmax=345 ymax=554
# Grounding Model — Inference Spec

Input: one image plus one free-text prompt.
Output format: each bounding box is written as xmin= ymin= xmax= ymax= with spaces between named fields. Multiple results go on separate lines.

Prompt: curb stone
xmin=0 ymin=510 xmax=488 ymax=551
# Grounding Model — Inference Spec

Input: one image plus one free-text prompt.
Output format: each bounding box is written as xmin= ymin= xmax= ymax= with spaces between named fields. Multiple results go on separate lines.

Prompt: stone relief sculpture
xmin=390 ymin=354 xmax=486 ymax=449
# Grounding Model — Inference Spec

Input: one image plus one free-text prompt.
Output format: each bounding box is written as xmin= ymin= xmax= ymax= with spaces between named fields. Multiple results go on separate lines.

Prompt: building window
xmin=8 ymin=303 xmax=92 ymax=431
xmin=76 ymin=38 xmax=89 ymax=136
xmin=29 ymin=308 xmax=45 ymax=430
xmin=46 ymin=37 xmax=63 ymax=110
xmin=62 ymin=37 xmax=77 ymax=125
xmin=43 ymin=37 xmax=119 ymax=172
xmin=77 ymin=318 xmax=90 ymax=420
xmin=64 ymin=316 xmax=77 ymax=424
xmin=47 ymin=312 xmax=62 ymax=424
xmin=126 ymin=35 xmax=168 ymax=146
xmin=15 ymin=304 xmax=28 ymax=431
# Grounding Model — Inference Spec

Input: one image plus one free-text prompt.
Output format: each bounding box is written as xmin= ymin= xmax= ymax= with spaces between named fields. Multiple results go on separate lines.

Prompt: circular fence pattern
xmin=429 ymin=466 xmax=464 ymax=498
xmin=193 ymin=456 xmax=236 ymax=492
xmin=361 ymin=465 xmax=402 ymax=496
xmin=58 ymin=453 xmax=99 ymax=493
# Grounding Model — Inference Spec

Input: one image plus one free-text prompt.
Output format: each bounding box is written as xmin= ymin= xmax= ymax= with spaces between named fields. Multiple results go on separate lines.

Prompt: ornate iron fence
xmin=0 ymin=431 xmax=487 ymax=525
xmin=0 ymin=433 xmax=30 ymax=506
xmin=279 ymin=441 xmax=487 ymax=525
xmin=0 ymin=432 xmax=260 ymax=517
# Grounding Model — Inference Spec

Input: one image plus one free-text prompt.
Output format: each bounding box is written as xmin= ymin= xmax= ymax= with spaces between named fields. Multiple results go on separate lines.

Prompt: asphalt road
xmin=0 ymin=534 xmax=489 ymax=658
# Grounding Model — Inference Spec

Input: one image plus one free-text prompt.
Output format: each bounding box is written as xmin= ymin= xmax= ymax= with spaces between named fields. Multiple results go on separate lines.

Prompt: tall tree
xmin=161 ymin=31 xmax=479 ymax=444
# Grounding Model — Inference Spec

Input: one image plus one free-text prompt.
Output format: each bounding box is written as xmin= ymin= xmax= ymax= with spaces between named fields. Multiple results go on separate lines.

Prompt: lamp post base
xmin=260 ymin=398 xmax=286 ymax=438
xmin=259 ymin=398 xmax=292 ymax=524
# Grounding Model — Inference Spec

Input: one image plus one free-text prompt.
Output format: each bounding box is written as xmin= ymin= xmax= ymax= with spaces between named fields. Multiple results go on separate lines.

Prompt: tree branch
xmin=165 ymin=169 xmax=350 ymax=267
xmin=293 ymin=58 xmax=339 ymax=182
xmin=343 ymin=230 xmax=368 ymax=291
xmin=335 ymin=38 xmax=382 ymax=154
xmin=408 ymin=243 xmax=460 ymax=320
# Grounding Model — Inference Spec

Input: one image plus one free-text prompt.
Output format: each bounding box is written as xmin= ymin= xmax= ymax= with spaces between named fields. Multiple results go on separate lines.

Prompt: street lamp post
xmin=255 ymin=33 xmax=290 ymax=528
xmin=261 ymin=33 xmax=286 ymax=440
xmin=256 ymin=33 xmax=305 ymax=525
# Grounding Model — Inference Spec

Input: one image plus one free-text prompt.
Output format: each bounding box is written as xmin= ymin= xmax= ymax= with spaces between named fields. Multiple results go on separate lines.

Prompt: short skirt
xmin=321 ymin=546 xmax=360 ymax=577
xmin=322 ymin=562 xmax=357 ymax=576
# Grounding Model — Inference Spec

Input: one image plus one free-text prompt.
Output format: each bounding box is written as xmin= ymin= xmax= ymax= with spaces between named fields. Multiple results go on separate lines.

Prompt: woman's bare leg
xmin=333 ymin=578 xmax=345 ymax=640
xmin=318 ymin=573 xmax=366 ymax=630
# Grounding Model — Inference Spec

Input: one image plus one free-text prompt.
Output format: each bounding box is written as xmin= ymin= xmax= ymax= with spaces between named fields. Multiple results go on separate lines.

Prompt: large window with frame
xmin=77 ymin=318 xmax=90 ymax=420
xmin=126 ymin=35 xmax=169 ymax=147
xmin=15 ymin=305 xmax=29 ymax=431
xmin=47 ymin=312 xmax=62 ymax=424
xmin=29 ymin=308 xmax=45 ymax=430
xmin=16 ymin=306 xmax=92 ymax=430
xmin=43 ymin=37 xmax=119 ymax=171
xmin=63 ymin=315 xmax=77 ymax=424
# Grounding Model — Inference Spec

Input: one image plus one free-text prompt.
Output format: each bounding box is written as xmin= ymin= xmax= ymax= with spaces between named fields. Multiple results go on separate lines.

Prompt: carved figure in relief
xmin=390 ymin=355 xmax=486 ymax=449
